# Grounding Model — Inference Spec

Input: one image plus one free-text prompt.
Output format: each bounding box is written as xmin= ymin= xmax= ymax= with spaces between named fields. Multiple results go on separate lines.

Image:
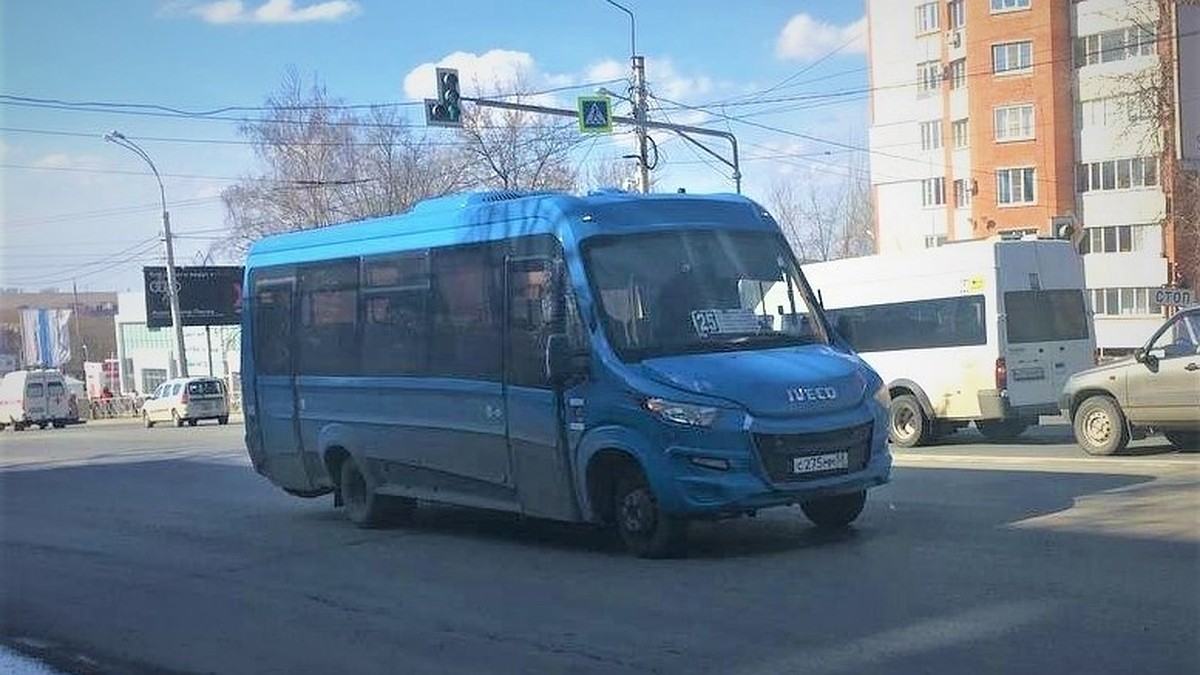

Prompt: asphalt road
xmin=2 ymin=421 xmax=1197 ymax=675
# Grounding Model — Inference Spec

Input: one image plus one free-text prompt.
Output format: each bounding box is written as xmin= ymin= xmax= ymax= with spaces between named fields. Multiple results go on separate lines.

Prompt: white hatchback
xmin=143 ymin=377 xmax=230 ymax=428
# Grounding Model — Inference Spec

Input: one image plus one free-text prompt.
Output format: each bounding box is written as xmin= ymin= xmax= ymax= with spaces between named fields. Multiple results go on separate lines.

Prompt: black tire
xmin=976 ymin=419 xmax=1030 ymax=443
xmin=187 ymin=418 xmax=198 ymax=427
xmin=1073 ymin=396 xmax=1129 ymax=456
xmin=143 ymin=411 xmax=154 ymax=429
xmin=218 ymin=415 xmax=229 ymax=426
xmin=613 ymin=471 xmax=687 ymax=558
xmin=801 ymin=490 xmax=867 ymax=529
xmin=1163 ymin=430 xmax=1200 ymax=452
xmin=172 ymin=410 xmax=184 ymax=428
xmin=889 ymin=394 xmax=929 ymax=448
xmin=52 ymin=421 xmax=65 ymax=429
xmin=338 ymin=458 xmax=413 ymax=528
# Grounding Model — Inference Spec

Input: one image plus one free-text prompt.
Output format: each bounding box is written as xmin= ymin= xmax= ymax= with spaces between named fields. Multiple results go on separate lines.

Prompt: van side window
xmin=507 ymin=259 xmax=560 ymax=388
xmin=252 ymin=272 xmax=295 ymax=376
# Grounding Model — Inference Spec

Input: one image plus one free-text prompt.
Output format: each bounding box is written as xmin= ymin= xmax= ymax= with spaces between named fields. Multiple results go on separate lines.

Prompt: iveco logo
xmin=786 ymin=386 xmax=838 ymax=403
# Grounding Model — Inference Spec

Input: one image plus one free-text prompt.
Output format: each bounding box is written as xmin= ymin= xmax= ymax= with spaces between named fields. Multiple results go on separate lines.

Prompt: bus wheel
xmin=1073 ymin=396 xmax=1129 ymax=456
xmin=801 ymin=490 xmax=867 ymax=529
xmin=339 ymin=458 xmax=412 ymax=528
xmin=614 ymin=470 xmax=687 ymax=558
xmin=888 ymin=395 xmax=928 ymax=448
xmin=976 ymin=419 xmax=1029 ymax=442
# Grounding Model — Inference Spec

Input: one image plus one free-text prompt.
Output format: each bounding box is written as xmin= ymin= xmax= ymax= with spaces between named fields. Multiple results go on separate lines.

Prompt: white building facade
xmin=113 ymin=291 xmax=240 ymax=395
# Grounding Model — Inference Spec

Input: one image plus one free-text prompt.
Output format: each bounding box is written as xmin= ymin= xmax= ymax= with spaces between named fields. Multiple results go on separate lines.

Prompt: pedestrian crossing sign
xmin=577 ymin=96 xmax=613 ymax=134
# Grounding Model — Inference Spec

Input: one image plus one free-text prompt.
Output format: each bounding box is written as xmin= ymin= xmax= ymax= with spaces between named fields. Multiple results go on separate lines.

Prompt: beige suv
xmin=143 ymin=377 xmax=230 ymax=428
xmin=1060 ymin=306 xmax=1200 ymax=455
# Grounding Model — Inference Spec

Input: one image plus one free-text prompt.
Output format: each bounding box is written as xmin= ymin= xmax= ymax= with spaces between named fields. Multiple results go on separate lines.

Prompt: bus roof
xmin=244 ymin=189 xmax=771 ymax=268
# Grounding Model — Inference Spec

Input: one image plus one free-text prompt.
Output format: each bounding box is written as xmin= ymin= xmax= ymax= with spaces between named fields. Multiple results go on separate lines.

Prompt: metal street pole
xmin=604 ymin=0 xmax=650 ymax=193
xmin=104 ymin=131 xmax=189 ymax=378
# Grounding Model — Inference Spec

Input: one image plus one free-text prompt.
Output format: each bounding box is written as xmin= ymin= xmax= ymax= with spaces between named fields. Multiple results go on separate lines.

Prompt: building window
xmin=948 ymin=0 xmax=966 ymax=29
xmin=1090 ymin=287 xmax=1162 ymax=316
xmin=948 ymin=59 xmax=967 ymax=89
xmin=141 ymin=369 xmax=168 ymax=396
xmin=1076 ymin=157 xmax=1159 ymax=192
xmin=991 ymin=0 xmax=1031 ymax=12
xmin=916 ymin=2 xmax=940 ymax=34
xmin=1074 ymin=27 xmax=1156 ymax=67
xmin=953 ymin=178 xmax=973 ymax=207
xmin=952 ymin=118 xmax=970 ymax=148
xmin=1077 ymin=95 xmax=1155 ymax=127
xmin=917 ymin=60 xmax=943 ymax=95
xmin=996 ymin=167 xmax=1036 ymax=204
xmin=922 ymin=177 xmax=946 ymax=207
xmin=992 ymin=41 xmax=1033 ymax=74
xmin=1079 ymin=224 xmax=1152 ymax=254
xmin=920 ymin=120 xmax=943 ymax=151
xmin=994 ymin=103 xmax=1035 ymax=141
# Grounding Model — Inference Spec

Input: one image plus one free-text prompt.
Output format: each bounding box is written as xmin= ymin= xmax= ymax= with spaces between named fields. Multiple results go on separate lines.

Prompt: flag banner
xmin=20 ymin=308 xmax=72 ymax=367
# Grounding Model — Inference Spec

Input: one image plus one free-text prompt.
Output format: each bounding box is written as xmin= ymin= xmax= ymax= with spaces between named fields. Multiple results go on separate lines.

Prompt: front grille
xmin=753 ymin=422 xmax=872 ymax=483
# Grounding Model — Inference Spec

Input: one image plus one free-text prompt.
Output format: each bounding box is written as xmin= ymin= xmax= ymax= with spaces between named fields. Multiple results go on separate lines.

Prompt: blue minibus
xmin=241 ymin=189 xmax=892 ymax=557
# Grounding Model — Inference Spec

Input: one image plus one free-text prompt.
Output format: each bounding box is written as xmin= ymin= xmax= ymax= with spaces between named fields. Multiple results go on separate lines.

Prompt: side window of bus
xmin=298 ymin=260 xmax=359 ymax=375
xmin=252 ymin=274 xmax=295 ymax=375
xmin=362 ymin=253 xmax=431 ymax=376
xmin=507 ymin=259 xmax=561 ymax=388
xmin=428 ymin=244 xmax=502 ymax=380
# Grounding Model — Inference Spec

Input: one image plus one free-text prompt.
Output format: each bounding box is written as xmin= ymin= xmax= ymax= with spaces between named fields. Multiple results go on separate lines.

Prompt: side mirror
xmin=545 ymin=334 xmax=589 ymax=383
xmin=1133 ymin=347 xmax=1145 ymax=362
xmin=1134 ymin=347 xmax=1158 ymax=370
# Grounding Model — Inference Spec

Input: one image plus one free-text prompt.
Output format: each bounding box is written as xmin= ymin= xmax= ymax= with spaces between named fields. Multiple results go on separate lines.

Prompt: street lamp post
xmin=104 ymin=130 xmax=189 ymax=378
xmin=603 ymin=0 xmax=650 ymax=194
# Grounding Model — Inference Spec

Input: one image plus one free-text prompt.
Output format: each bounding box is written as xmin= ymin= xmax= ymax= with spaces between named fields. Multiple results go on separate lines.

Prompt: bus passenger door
xmin=504 ymin=257 xmax=582 ymax=521
xmin=250 ymin=277 xmax=316 ymax=492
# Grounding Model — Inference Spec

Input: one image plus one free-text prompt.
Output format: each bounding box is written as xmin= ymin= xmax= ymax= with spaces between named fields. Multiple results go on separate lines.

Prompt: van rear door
xmin=1001 ymin=288 xmax=1093 ymax=409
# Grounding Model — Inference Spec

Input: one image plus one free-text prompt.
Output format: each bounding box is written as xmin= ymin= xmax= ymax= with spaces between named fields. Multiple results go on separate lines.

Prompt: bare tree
xmin=768 ymin=154 xmax=874 ymax=262
xmin=456 ymin=83 xmax=583 ymax=191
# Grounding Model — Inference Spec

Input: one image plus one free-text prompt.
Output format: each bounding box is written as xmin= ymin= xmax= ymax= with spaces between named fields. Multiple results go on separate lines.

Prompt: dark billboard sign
xmin=143 ymin=266 xmax=244 ymax=328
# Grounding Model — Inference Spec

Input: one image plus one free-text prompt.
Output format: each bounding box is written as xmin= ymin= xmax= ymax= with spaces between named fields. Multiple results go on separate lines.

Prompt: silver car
xmin=1060 ymin=305 xmax=1200 ymax=455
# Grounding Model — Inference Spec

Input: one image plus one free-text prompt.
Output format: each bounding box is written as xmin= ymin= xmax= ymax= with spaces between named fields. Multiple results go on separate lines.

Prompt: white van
xmin=0 ymin=369 xmax=73 ymax=430
xmin=798 ymin=238 xmax=1096 ymax=446
xmin=143 ymin=377 xmax=230 ymax=428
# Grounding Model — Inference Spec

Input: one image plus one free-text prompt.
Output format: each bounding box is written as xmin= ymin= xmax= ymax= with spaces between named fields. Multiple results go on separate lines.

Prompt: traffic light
xmin=425 ymin=67 xmax=462 ymax=127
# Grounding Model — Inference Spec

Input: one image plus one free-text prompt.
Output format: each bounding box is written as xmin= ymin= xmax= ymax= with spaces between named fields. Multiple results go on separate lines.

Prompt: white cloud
xmin=33 ymin=153 xmax=103 ymax=170
xmin=185 ymin=0 xmax=360 ymax=25
xmin=775 ymin=14 xmax=867 ymax=62
xmin=403 ymin=50 xmax=569 ymax=105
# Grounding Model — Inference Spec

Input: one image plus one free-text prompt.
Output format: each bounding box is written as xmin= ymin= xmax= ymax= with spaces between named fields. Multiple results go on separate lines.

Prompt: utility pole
xmin=632 ymin=55 xmax=650 ymax=194
xmin=105 ymin=130 xmax=189 ymax=378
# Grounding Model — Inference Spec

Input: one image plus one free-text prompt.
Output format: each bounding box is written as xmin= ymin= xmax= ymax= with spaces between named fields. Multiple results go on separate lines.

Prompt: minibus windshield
xmin=583 ymin=228 xmax=829 ymax=360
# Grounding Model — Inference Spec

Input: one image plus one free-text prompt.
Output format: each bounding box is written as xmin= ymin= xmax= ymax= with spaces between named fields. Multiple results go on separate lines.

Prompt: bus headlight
xmin=643 ymin=398 xmax=718 ymax=427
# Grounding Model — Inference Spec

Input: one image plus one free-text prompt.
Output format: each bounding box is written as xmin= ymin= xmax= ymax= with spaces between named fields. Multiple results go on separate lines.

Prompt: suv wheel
xmin=1073 ymin=395 xmax=1129 ymax=456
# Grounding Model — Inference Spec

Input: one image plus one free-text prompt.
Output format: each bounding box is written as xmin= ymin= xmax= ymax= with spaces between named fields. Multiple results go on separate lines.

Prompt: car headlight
xmin=643 ymin=398 xmax=718 ymax=427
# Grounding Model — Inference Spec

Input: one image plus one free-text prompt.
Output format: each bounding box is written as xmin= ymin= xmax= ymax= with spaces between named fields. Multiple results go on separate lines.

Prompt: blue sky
xmin=1 ymin=0 xmax=870 ymax=293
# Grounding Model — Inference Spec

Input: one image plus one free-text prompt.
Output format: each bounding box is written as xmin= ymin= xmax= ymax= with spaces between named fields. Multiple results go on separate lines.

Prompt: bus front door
xmin=504 ymin=257 xmax=582 ymax=521
xmin=251 ymin=276 xmax=319 ymax=493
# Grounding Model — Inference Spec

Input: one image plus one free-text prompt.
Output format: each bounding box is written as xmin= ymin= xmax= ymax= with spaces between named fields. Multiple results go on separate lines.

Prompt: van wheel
xmin=1073 ymin=396 xmax=1129 ymax=456
xmin=1164 ymin=431 xmax=1200 ymax=452
xmin=339 ymin=458 xmax=412 ymax=528
xmin=613 ymin=470 xmax=687 ymax=558
xmin=172 ymin=410 xmax=184 ymax=428
xmin=976 ymin=419 xmax=1029 ymax=442
xmin=889 ymin=394 xmax=929 ymax=448
xmin=52 ymin=421 xmax=65 ymax=429
xmin=143 ymin=411 xmax=154 ymax=429
xmin=218 ymin=416 xmax=229 ymax=426
xmin=801 ymin=490 xmax=867 ymax=529
xmin=187 ymin=419 xmax=198 ymax=427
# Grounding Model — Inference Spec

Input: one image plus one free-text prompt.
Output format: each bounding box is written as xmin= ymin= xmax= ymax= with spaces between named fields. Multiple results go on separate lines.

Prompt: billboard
xmin=20 ymin=308 xmax=72 ymax=367
xmin=143 ymin=266 xmax=244 ymax=328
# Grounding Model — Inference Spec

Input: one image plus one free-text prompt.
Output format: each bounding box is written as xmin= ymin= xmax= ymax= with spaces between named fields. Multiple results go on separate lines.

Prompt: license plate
xmin=792 ymin=452 xmax=849 ymax=474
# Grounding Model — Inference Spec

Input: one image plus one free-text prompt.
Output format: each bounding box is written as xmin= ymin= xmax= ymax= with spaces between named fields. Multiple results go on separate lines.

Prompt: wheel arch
xmin=888 ymin=379 xmax=935 ymax=418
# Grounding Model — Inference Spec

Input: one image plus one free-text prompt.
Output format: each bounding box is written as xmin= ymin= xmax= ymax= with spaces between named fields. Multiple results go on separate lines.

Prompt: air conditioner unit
xmin=948 ymin=31 xmax=962 ymax=48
